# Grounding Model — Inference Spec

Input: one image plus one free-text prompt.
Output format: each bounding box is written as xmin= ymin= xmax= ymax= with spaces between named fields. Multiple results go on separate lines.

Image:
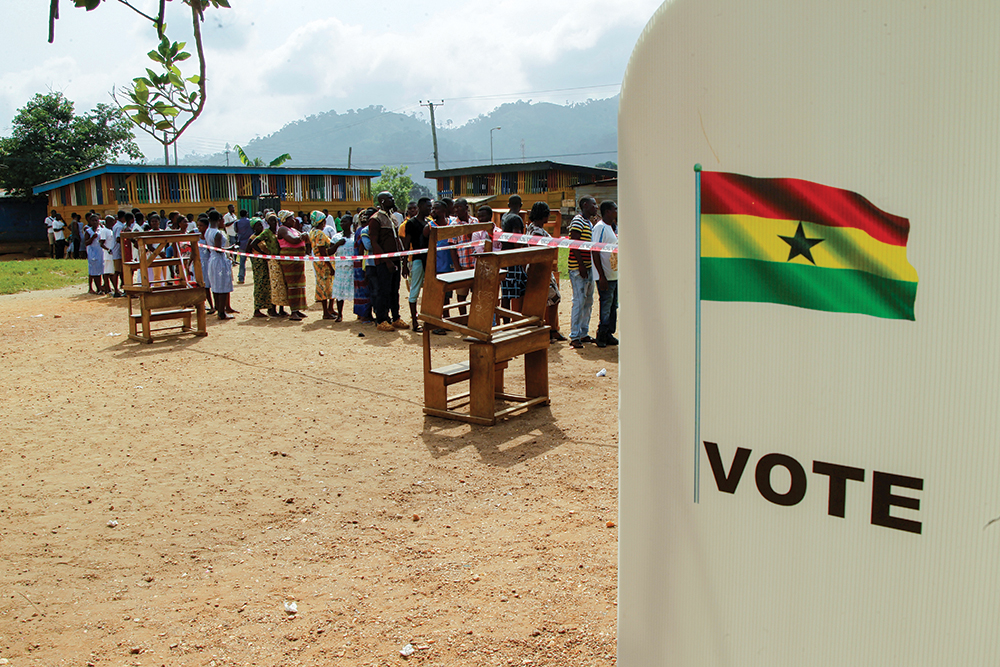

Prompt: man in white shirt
xmin=592 ymin=200 xmax=619 ymax=348
xmin=45 ymin=210 xmax=57 ymax=257
xmin=223 ymin=204 xmax=238 ymax=263
xmin=52 ymin=214 xmax=68 ymax=259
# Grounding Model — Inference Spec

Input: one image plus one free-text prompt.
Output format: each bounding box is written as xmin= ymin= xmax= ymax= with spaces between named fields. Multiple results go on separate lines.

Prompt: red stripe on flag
xmin=701 ymin=172 xmax=910 ymax=246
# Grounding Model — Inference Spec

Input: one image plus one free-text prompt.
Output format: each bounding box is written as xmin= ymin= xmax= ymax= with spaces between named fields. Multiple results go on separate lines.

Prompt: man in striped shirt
xmin=568 ymin=196 xmax=598 ymax=348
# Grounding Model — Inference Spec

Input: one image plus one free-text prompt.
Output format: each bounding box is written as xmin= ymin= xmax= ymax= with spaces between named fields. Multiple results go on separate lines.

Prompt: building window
xmin=500 ymin=172 xmax=518 ymax=194
xmin=528 ymin=171 xmax=548 ymax=194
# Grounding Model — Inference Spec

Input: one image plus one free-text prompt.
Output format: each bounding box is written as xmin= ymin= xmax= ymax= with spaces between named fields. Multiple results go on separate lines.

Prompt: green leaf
xmin=147 ymin=50 xmax=165 ymax=65
xmin=175 ymin=52 xmax=192 ymax=62
xmin=160 ymin=106 xmax=180 ymax=117
xmin=134 ymin=80 xmax=149 ymax=105
xmin=168 ymin=72 xmax=186 ymax=89
xmin=214 ymin=0 xmax=232 ymax=8
xmin=154 ymin=120 xmax=174 ymax=131
xmin=133 ymin=112 xmax=153 ymax=126
xmin=186 ymin=75 xmax=201 ymax=85
xmin=269 ymin=153 xmax=292 ymax=167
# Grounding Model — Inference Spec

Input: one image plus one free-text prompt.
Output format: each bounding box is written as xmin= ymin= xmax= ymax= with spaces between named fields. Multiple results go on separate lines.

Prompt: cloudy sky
xmin=2 ymin=0 xmax=660 ymax=161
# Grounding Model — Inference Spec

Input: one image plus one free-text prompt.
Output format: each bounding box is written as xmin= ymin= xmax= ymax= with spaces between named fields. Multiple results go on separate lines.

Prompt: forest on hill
xmin=183 ymin=96 xmax=619 ymax=185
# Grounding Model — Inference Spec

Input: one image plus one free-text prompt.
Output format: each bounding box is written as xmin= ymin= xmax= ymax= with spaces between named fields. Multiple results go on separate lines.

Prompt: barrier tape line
xmin=195 ymin=229 xmax=618 ymax=263
xmin=492 ymin=232 xmax=618 ymax=253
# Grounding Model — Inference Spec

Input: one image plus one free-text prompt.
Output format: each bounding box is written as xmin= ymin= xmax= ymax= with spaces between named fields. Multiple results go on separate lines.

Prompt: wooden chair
xmin=419 ymin=224 xmax=556 ymax=425
xmin=121 ymin=231 xmax=207 ymax=343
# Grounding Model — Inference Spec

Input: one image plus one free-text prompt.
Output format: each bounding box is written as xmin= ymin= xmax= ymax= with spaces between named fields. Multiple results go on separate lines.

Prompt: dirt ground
xmin=0 ymin=269 xmax=619 ymax=666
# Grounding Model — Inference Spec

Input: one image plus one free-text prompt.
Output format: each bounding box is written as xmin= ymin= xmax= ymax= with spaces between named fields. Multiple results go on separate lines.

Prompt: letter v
xmin=703 ymin=442 xmax=751 ymax=494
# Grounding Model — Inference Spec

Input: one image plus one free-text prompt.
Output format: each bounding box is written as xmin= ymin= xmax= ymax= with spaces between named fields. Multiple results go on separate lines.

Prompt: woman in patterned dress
xmin=258 ymin=214 xmax=288 ymax=317
xmin=308 ymin=210 xmax=336 ymax=320
xmin=277 ymin=210 xmax=308 ymax=321
xmin=246 ymin=218 xmax=274 ymax=318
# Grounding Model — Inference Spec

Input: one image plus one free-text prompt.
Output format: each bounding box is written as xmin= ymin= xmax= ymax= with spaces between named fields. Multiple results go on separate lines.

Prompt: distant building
xmin=426 ymin=161 xmax=616 ymax=230
xmin=32 ymin=164 xmax=381 ymax=219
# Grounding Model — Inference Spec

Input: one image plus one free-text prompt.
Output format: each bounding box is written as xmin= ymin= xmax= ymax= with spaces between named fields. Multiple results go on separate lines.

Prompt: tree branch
xmin=114 ymin=0 xmax=159 ymax=24
xmin=169 ymin=1 xmax=207 ymax=142
xmin=48 ymin=0 xmax=59 ymax=43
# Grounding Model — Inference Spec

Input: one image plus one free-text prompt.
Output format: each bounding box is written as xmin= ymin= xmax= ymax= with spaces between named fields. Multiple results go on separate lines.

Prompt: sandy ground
xmin=0 ymin=268 xmax=619 ymax=666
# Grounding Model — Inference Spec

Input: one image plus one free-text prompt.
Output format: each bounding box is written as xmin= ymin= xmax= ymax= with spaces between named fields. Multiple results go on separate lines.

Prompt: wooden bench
xmin=121 ymin=231 xmax=207 ymax=343
xmin=419 ymin=236 xmax=557 ymax=425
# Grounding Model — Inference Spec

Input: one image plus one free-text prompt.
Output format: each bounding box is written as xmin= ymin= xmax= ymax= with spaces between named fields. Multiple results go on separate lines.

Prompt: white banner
xmin=619 ymin=1 xmax=1000 ymax=664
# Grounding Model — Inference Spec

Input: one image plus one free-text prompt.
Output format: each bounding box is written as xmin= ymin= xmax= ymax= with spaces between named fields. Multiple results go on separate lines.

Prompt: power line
xmin=444 ymin=84 xmax=621 ymax=103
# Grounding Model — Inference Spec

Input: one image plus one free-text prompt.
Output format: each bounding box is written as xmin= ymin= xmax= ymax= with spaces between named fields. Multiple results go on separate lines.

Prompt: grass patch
xmin=0 ymin=259 xmax=89 ymax=295
xmin=557 ymin=247 xmax=569 ymax=280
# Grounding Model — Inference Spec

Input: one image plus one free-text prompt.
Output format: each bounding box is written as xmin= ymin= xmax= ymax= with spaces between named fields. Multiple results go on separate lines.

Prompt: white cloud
xmin=2 ymin=0 xmax=660 ymax=161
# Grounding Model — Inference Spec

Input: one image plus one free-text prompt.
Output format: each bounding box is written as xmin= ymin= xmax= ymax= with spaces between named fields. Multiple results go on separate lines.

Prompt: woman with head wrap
xmin=308 ymin=210 xmax=338 ymax=320
xmin=245 ymin=217 xmax=274 ymax=318
xmin=277 ymin=210 xmax=308 ymax=321
xmin=256 ymin=214 xmax=288 ymax=317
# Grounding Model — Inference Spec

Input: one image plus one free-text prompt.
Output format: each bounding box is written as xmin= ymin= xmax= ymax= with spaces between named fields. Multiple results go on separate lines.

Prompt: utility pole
xmin=420 ymin=100 xmax=444 ymax=170
xmin=225 ymin=143 xmax=230 ymax=167
xmin=347 ymin=146 xmax=352 ymax=169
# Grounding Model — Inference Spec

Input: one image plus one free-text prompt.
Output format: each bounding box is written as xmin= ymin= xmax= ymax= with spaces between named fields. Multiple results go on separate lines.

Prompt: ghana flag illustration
xmin=699 ymin=171 xmax=918 ymax=320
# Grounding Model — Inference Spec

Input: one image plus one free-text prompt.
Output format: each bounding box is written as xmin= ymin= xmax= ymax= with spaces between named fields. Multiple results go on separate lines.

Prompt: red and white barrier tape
xmin=491 ymin=232 xmax=618 ymax=253
xmin=197 ymin=230 xmax=618 ymax=263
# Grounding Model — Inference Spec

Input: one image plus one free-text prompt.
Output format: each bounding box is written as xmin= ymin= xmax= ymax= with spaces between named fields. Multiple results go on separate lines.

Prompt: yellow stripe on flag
xmin=701 ymin=214 xmax=918 ymax=283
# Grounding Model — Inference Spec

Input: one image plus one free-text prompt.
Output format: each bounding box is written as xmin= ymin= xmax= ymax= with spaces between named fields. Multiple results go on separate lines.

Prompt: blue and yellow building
xmin=33 ymin=164 xmax=380 ymax=219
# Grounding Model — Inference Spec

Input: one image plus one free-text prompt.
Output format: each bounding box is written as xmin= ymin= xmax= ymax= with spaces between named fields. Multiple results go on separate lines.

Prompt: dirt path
xmin=0 ymin=275 xmax=619 ymax=666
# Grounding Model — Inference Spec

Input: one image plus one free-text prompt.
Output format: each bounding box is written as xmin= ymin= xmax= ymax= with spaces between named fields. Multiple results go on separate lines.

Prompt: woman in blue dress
xmin=197 ymin=217 xmax=215 ymax=314
xmin=206 ymin=210 xmax=237 ymax=320
xmin=84 ymin=214 xmax=106 ymax=294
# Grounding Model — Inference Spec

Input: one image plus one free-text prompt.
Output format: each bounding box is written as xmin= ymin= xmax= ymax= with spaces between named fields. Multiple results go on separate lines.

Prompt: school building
xmin=32 ymin=164 xmax=381 ymax=220
xmin=425 ymin=160 xmax=617 ymax=229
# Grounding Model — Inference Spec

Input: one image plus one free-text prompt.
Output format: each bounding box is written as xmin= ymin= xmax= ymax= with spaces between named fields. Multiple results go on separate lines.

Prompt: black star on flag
xmin=779 ymin=222 xmax=824 ymax=265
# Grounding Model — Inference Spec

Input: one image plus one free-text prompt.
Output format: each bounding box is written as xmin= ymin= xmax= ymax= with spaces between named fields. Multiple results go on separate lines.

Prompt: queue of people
xmin=61 ymin=194 xmax=618 ymax=348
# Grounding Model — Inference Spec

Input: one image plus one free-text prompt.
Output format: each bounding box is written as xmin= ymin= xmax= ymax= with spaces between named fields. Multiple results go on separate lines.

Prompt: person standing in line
xmin=246 ymin=218 xmax=273 ymax=318
xmin=567 ymin=196 xmax=597 ymax=349
xmin=98 ymin=216 xmax=117 ymax=296
xmin=353 ymin=210 xmax=373 ymax=322
xmin=592 ymin=200 xmax=619 ymax=348
xmin=197 ymin=217 xmax=215 ymax=314
xmin=84 ymin=215 xmax=104 ymax=294
xmin=526 ymin=202 xmax=566 ymax=343
xmin=401 ymin=198 xmax=432 ymax=331
xmin=259 ymin=214 xmax=289 ymax=318
xmin=111 ymin=211 xmax=126 ymax=294
xmin=329 ymin=215 xmax=354 ymax=322
xmin=45 ymin=210 xmax=57 ymax=258
xmin=223 ymin=203 xmax=238 ymax=250
xmin=368 ymin=193 xmax=407 ymax=332
xmin=276 ymin=210 xmax=308 ymax=321
xmin=207 ymin=210 xmax=237 ymax=320
xmin=235 ymin=209 xmax=254 ymax=284
xmin=51 ymin=213 xmax=67 ymax=260
xmin=308 ymin=210 xmax=337 ymax=320
xmin=68 ymin=213 xmax=83 ymax=259
xmin=449 ymin=198 xmax=477 ymax=316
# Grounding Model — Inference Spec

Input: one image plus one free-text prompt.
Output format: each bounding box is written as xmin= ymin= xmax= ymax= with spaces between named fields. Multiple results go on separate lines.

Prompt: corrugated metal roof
xmin=425 ymin=160 xmax=616 ymax=180
xmin=32 ymin=164 xmax=381 ymax=195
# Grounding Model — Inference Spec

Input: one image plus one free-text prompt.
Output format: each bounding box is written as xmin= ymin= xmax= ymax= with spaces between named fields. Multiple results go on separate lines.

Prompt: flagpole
xmin=694 ymin=164 xmax=703 ymax=503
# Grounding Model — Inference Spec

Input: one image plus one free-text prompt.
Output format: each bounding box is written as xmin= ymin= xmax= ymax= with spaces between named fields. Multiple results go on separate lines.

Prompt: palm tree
xmin=235 ymin=144 xmax=291 ymax=167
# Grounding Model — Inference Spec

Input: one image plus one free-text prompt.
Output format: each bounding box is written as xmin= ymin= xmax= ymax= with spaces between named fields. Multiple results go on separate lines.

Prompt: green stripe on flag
xmin=701 ymin=257 xmax=917 ymax=320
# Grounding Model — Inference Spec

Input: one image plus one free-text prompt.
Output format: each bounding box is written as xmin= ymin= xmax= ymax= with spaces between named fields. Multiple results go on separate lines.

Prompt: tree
xmin=371 ymin=165 xmax=416 ymax=209
xmin=0 ymin=92 xmax=142 ymax=197
xmin=48 ymin=0 xmax=232 ymax=165
xmin=234 ymin=145 xmax=292 ymax=167
xmin=595 ymin=160 xmax=618 ymax=170
xmin=409 ymin=183 xmax=433 ymax=202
